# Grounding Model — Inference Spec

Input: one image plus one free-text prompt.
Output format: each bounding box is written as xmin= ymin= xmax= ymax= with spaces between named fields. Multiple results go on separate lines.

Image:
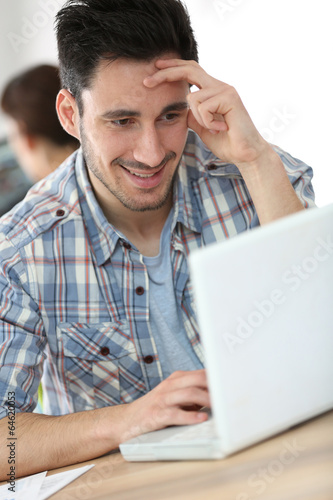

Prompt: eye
xmin=163 ymin=113 xmax=179 ymax=121
xmin=111 ymin=118 xmax=133 ymax=127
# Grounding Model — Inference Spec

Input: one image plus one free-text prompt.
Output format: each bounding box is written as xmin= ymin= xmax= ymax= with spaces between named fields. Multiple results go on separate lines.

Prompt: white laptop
xmin=120 ymin=203 xmax=333 ymax=461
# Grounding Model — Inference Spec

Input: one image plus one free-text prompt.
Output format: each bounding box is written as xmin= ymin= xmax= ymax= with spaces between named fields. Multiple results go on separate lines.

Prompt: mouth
xmin=120 ymin=163 xmax=167 ymax=189
xmin=126 ymin=169 xmax=158 ymax=178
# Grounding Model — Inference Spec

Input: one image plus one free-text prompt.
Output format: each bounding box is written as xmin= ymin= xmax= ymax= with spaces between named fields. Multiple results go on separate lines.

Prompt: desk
xmin=26 ymin=411 xmax=333 ymax=499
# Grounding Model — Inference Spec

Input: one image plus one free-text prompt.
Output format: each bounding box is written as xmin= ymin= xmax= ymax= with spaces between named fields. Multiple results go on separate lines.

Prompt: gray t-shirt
xmin=143 ymin=209 xmax=203 ymax=378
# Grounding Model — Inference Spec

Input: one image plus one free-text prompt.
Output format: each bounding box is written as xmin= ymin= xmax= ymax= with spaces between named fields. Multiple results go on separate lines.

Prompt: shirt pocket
xmin=58 ymin=322 xmax=146 ymax=411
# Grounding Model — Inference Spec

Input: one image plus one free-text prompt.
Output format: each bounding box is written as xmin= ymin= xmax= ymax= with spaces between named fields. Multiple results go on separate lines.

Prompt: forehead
xmin=81 ymin=57 xmax=189 ymax=114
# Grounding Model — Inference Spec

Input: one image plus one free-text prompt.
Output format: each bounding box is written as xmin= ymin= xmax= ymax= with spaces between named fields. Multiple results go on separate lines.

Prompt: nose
xmin=132 ymin=125 xmax=166 ymax=168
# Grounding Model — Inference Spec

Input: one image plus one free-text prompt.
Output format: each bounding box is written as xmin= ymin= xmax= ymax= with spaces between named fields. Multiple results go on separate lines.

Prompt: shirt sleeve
xmin=0 ymin=239 xmax=47 ymax=419
xmin=273 ymin=145 xmax=316 ymax=208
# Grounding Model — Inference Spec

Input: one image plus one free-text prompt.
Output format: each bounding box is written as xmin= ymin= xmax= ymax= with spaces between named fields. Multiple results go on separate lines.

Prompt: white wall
xmin=1 ymin=0 xmax=332 ymax=206
xmin=183 ymin=0 xmax=333 ymax=207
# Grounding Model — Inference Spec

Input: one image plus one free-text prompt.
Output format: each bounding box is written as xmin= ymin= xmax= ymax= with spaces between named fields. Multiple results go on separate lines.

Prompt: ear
xmin=56 ymin=89 xmax=80 ymax=140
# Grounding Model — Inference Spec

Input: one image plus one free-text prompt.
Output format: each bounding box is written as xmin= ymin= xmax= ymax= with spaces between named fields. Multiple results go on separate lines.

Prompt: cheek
xmin=165 ymin=122 xmax=188 ymax=153
xmin=86 ymin=126 xmax=126 ymax=163
xmin=104 ymin=134 xmax=130 ymax=163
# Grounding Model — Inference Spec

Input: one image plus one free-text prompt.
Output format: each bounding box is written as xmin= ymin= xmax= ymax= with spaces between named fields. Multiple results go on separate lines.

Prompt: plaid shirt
xmin=0 ymin=131 xmax=315 ymax=417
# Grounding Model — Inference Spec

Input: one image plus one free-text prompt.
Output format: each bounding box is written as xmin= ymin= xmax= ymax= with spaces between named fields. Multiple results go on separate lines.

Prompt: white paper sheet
xmin=38 ymin=465 xmax=95 ymax=500
xmin=0 ymin=464 xmax=94 ymax=500
xmin=0 ymin=471 xmax=47 ymax=500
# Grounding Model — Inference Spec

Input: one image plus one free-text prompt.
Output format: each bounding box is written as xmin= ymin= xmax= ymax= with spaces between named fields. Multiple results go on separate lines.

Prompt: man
xmin=0 ymin=0 xmax=314 ymax=479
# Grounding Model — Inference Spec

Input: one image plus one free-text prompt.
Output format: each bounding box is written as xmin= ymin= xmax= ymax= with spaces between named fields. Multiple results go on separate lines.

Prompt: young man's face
xmin=77 ymin=56 xmax=190 ymax=215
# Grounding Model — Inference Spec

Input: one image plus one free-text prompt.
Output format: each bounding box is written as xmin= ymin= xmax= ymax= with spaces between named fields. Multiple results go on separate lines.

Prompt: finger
xmin=164 ymin=386 xmax=211 ymax=409
xmin=154 ymin=58 xmax=203 ymax=75
xmin=167 ymin=407 xmax=209 ymax=426
xmin=193 ymin=93 xmax=231 ymax=132
xmin=151 ymin=405 xmax=209 ymax=429
xmin=188 ymin=99 xmax=228 ymax=135
xmin=144 ymin=63 xmax=211 ymax=90
xmin=188 ymin=111 xmax=223 ymax=138
xmin=154 ymin=58 xmax=194 ymax=68
xmin=125 ymin=404 xmax=208 ymax=437
xmin=187 ymin=85 xmax=235 ymax=133
xmin=187 ymin=85 xmax=230 ymax=112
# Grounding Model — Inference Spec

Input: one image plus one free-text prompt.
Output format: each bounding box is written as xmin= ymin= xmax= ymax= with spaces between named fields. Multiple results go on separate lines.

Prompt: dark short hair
xmin=55 ymin=0 xmax=198 ymax=113
xmin=1 ymin=64 xmax=79 ymax=148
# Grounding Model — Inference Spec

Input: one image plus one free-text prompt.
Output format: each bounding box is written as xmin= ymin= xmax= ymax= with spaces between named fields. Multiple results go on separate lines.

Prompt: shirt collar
xmin=75 ymin=147 xmax=204 ymax=266
xmin=75 ymin=149 xmax=122 ymax=265
xmin=172 ymin=156 xmax=203 ymax=235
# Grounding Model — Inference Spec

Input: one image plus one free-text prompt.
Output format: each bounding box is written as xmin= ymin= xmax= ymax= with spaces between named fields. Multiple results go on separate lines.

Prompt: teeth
xmin=129 ymin=171 xmax=155 ymax=178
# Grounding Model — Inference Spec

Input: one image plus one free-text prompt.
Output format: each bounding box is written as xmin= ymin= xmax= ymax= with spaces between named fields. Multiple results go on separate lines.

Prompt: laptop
xmin=119 ymin=203 xmax=333 ymax=461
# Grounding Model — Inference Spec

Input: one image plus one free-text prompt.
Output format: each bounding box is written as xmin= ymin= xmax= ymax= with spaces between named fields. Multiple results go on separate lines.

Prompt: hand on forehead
xmin=143 ymin=59 xmax=213 ymax=90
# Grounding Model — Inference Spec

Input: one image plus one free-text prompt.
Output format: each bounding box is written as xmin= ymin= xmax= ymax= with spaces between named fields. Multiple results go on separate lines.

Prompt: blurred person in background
xmin=0 ymin=138 xmax=30 ymax=217
xmin=0 ymin=64 xmax=79 ymax=185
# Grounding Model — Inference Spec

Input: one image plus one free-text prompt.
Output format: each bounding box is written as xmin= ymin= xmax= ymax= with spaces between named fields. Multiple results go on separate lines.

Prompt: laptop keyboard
xmin=161 ymin=419 xmax=216 ymax=443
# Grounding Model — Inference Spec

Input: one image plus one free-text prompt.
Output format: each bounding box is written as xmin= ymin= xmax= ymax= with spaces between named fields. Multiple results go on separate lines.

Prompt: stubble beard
xmin=80 ymin=124 xmax=179 ymax=213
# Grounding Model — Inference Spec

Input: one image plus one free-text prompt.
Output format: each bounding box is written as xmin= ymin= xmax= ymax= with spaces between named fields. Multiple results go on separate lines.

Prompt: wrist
xmin=93 ymin=404 xmax=131 ymax=447
xmin=234 ymin=143 xmax=304 ymax=224
xmin=236 ymin=142 xmax=283 ymax=181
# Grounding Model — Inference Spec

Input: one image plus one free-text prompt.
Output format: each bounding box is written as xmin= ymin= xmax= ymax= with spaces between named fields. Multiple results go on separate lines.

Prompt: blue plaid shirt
xmin=0 ymin=131 xmax=315 ymax=417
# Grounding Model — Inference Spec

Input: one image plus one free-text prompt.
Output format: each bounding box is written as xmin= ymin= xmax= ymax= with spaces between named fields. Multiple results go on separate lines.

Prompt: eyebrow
xmin=100 ymin=101 xmax=189 ymax=120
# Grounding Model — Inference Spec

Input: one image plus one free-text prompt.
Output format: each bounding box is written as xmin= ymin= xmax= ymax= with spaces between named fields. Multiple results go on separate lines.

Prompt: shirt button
xmin=56 ymin=209 xmax=65 ymax=217
xmin=207 ymin=164 xmax=217 ymax=171
xmin=143 ymin=355 xmax=154 ymax=364
xmin=100 ymin=346 xmax=110 ymax=356
xmin=123 ymin=241 xmax=132 ymax=250
xmin=135 ymin=286 xmax=145 ymax=296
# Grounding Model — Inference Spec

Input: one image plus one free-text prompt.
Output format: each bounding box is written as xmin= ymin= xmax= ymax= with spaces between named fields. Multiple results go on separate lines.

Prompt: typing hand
xmin=144 ymin=58 xmax=269 ymax=170
xmin=120 ymin=369 xmax=210 ymax=442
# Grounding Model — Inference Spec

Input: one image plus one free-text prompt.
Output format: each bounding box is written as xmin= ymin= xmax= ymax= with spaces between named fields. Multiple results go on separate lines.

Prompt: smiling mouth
xmin=126 ymin=170 xmax=157 ymax=178
xmin=117 ymin=152 xmax=176 ymax=180
xmin=120 ymin=161 xmax=167 ymax=180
